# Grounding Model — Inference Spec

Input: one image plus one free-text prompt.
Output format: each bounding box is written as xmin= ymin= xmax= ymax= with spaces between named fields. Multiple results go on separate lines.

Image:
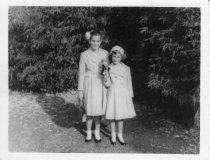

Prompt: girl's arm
xmin=78 ymin=53 xmax=86 ymax=100
xmin=103 ymin=69 xmax=111 ymax=87
xmin=106 ymin=51 xmax=110 ymax=65
xmin=127 ymin=67 xmax=134 ymax=98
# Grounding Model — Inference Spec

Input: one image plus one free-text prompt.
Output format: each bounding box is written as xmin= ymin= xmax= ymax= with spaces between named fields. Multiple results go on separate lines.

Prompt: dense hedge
xmin=104 ymin=7 xmax=200 ymax=128
xmin=9 ymin=7 xmax=200 ymax=127
xmin=139 ymin=8 xmax=200 ymax=99
xmin=9 ymin=7 xmax=111 ymax=93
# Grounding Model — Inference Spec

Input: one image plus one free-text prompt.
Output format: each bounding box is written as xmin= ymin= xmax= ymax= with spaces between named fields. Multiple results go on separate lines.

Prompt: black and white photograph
xmin=0 ymin=0 xmax=210 ymax=159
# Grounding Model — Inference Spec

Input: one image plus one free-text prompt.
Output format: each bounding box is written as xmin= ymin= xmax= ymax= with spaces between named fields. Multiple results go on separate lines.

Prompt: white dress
xmin=78 ymin=48 xmax=108 ymax=116
xmin=105 ymin=63 xmax=136 ymax=120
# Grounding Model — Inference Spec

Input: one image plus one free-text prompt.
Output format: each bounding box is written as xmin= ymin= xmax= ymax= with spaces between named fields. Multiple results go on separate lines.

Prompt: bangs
xmin=110 ymin=50 xmax=126 ymax=60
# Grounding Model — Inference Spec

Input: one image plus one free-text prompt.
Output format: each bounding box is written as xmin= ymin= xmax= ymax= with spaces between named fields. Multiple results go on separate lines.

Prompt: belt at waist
xmin=85 ymin=70 xmax=101 ymax=77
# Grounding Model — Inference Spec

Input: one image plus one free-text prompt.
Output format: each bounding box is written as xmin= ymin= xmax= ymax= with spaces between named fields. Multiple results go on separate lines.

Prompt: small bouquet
xmin=101 ymin=60 xmax=111 ymax=88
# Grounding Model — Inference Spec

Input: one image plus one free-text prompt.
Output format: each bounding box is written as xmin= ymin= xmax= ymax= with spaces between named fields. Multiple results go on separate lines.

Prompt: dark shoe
xmin=94 ymin=137 xmax=102 ymax=143
xmin=85 ymin=138 xmax=92 ymax=143
xmin=110 ymin=138 xmax=116 ymax=146
xmin=117 ymin=137 xmax=126 ymax=146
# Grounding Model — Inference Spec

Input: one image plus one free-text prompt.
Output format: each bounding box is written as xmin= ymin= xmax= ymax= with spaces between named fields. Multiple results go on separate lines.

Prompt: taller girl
xmin=78 ymin=30 xmax=108 ymax=142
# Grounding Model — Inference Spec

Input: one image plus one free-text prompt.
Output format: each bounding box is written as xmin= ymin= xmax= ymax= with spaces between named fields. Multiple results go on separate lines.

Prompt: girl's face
xmin=112 ymin=52 xmax=122 ymax=65
xmin=90 ymin=35 xmax=101 ymax=51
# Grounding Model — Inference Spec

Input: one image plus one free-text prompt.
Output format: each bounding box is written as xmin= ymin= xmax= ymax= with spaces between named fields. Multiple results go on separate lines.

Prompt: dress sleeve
xmin=127 ymin=67 xmax=134 ymax=98
xmin=78 ymin=53 xmax=86 ymax=91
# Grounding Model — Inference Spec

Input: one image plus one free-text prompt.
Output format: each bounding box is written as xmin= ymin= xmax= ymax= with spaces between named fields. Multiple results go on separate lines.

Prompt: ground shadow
xmin=36 ymin=95 xmax=110 ymax=138
xmin=36 ymin=95 xmax=81 ymax=128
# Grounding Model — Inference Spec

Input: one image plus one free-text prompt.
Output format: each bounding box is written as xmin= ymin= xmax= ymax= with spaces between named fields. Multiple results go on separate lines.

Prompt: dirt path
xmin=9 ymin=91 xmax=199 ymax=153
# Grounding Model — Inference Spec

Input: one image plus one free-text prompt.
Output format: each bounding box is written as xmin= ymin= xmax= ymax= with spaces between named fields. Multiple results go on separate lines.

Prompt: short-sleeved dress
xmin=78 ymin=48 xmax=108 ymax=116
xmin=105 ymin=63 xmax=136 ymax=120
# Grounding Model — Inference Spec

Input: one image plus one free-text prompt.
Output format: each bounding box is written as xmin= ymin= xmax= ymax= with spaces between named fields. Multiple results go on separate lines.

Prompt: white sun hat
xmin=110 ymin=45 xmax=124 ymax=55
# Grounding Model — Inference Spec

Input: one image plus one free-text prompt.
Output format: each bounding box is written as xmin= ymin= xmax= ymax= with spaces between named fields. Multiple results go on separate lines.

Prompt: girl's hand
xmin=78 ymin=90 xmax=83 ymax=107
xmin=103 ymin=70 xmax=111 ymax=87
xmin=79 ymin=98 xmax=83 ymax=107
xmin=103 ymin=69 xmax=107 ymax=77
xmin=78 ymin=90 xmax=83 ymax=99
xmin=101 ymin=59 xmax=108 ymax=67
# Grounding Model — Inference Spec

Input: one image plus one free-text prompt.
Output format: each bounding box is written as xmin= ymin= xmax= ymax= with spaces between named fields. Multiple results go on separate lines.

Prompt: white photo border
xmin=0 ymin=0 xmax=209 ymax=160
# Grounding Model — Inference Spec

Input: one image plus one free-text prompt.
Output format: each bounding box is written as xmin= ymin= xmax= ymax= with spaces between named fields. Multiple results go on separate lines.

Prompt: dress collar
xmin=82 ymin=48 xmax=102 ymax=64
xmin=109 ymin=63 xmax=126 ymax=78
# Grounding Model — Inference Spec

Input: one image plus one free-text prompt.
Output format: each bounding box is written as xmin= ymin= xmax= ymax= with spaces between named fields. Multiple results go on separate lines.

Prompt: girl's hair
xmin=110 ymin=50 xmax=127 ymax=61
xmin=90 ymin=30 xmax=102 ymax=40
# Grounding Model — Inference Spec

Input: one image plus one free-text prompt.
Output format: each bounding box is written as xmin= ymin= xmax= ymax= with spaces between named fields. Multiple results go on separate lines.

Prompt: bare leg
xmin=86 ymin=116 xmax=93 ymax=140
xmin=117 ymin=120 xmax=125 ymax=142
xmin=110 ymin=120 xmax=116 ymax=142
xmin=94 ymin=116 xmax=101 ymax=140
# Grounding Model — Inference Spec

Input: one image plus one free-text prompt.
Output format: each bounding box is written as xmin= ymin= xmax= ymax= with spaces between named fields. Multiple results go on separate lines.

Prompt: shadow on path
xmin=9 ymin=92 xmax=199 ymax=153
xmin=36 ymin=95 xmax=110 ymax=139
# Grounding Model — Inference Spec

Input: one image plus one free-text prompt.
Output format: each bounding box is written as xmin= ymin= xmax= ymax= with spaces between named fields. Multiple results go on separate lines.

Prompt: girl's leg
xmin=94 ymin=116 xmax=101 ymax=140
xmin=110 ymin=120 xmax=116 ymax=142
xmin=86 ymin=116 xmax=93 ymax=140
xmin=117 ymin=120 xmax=125 ymax=143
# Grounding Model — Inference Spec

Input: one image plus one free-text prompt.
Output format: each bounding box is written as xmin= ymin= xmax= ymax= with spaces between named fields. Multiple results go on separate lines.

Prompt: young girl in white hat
xmin=105 ymin=45 xmax=136 ymax=145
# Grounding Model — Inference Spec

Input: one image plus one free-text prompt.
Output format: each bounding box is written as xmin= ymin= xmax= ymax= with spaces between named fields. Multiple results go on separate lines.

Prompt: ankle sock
xmin=94 ymin=130 xmax=101 ymax=140
xmin=86 ymin=130 xmax=92 ymax=140
xmin=111 ymin=132 xmax=116 ymax=142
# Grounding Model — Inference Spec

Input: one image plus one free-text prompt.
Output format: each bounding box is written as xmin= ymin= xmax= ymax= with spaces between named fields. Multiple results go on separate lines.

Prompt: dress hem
xmin=86 ymin=114 xmax=105 ymax=117
xmin=105 ymin=115 xmax=136 ymax=121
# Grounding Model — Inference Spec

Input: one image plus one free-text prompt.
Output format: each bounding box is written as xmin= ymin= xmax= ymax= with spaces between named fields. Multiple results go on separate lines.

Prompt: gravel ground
xmin=9 ymin=91 xmax=199 ymax=153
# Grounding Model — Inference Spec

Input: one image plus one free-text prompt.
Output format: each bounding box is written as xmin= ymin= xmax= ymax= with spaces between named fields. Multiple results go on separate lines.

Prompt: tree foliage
xmin=9 ymin=7 xmax=111 ymax=93
xmin=104 ymin=7 xmax=200 ymax=127
xmin=9 ymin=7 xmax=200 ymax=127
xmin=137 ymin=8 xmax=200 ymax=128
xmin=139 ymin=8 xmax=200 ymax=99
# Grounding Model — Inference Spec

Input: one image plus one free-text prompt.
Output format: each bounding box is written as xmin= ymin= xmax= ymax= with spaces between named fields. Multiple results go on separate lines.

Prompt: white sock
xmin=86 ymin=130 xmax=92 ymax=140
xmin=94 ymin=130 xmax=101 ymax=140
xmin=111 ymin=132 xmax=116 ymax=142
xmin=117 ymin=133 xmax=125 ymax=142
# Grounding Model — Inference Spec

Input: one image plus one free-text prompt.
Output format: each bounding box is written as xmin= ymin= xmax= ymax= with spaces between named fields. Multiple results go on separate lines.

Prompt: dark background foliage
xmin=9 ymin=7 xmax=200 ymax=128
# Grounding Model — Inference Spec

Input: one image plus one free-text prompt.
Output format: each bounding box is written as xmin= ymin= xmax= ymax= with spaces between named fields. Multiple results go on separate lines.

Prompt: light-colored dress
xmin=105 ymin=63 xmax=136 ymax=120
xmin=78 ymin=48 xmax=108 ymax=116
